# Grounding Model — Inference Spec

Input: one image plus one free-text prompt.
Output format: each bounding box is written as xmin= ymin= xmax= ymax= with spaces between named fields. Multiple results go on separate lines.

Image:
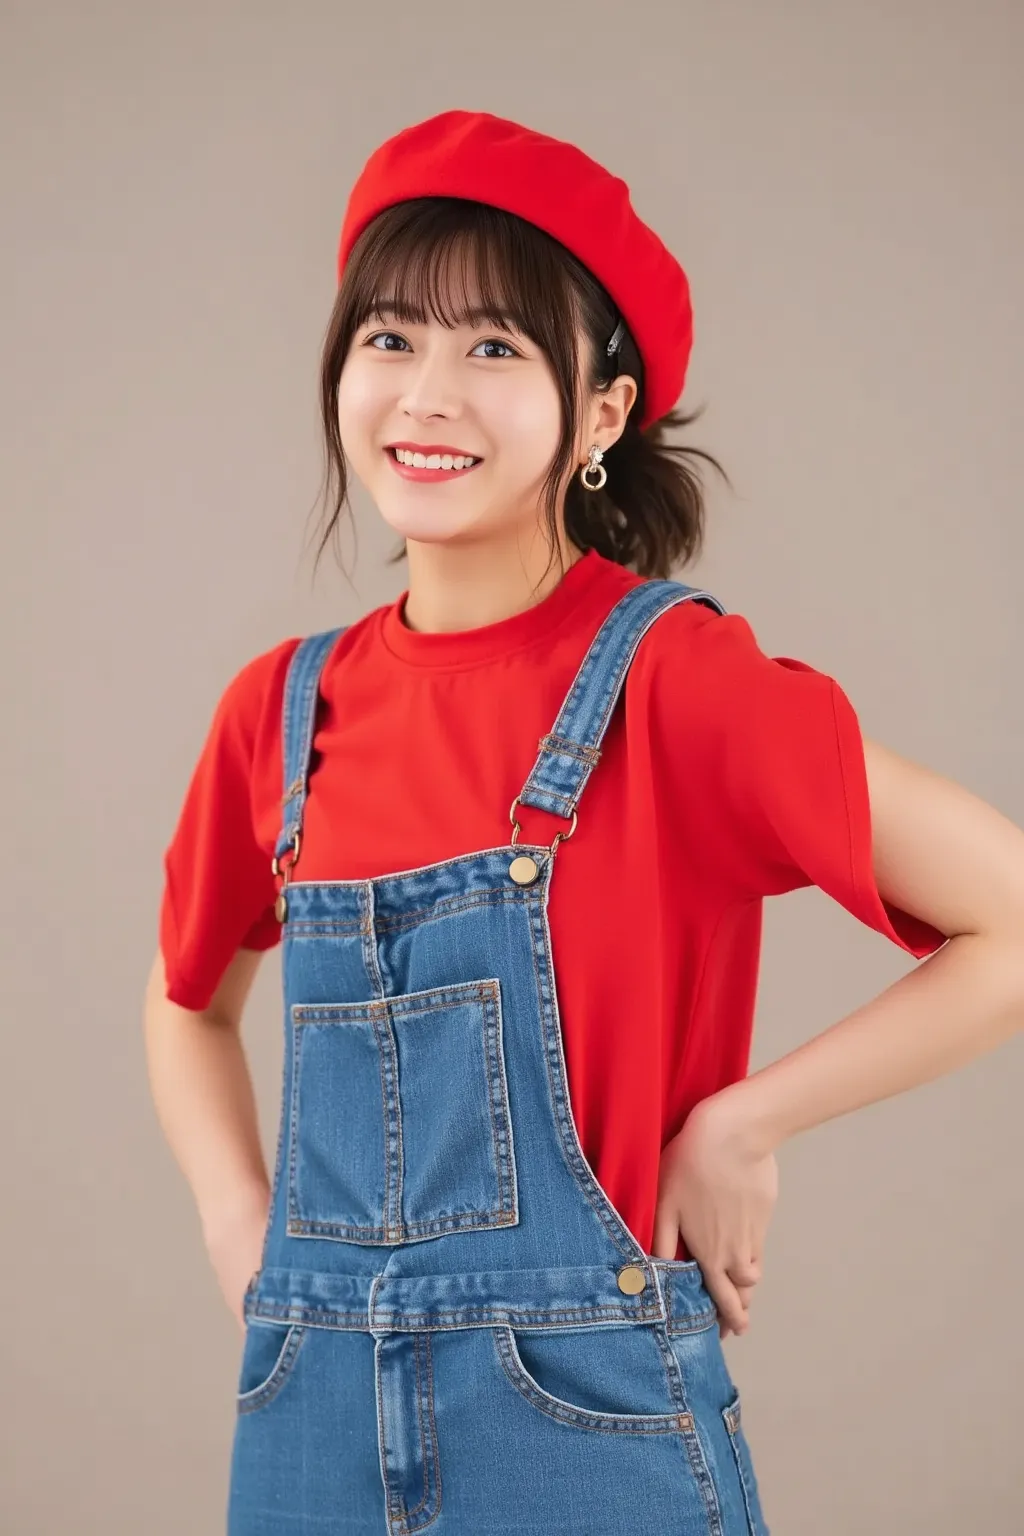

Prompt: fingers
xmin=705 ymin=1268 xmax=748 ymax=1337
xmin=728 ymin=1258 xmax=762 ymax=1288
xmin=717 ymin=1266 xmax=760 ymax=1339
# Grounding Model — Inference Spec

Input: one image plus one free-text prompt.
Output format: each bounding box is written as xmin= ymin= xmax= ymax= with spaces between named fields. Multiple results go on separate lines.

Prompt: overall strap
xmin=274 ymin=627 xmax=348 ymax=865
xmin=515 ymin=579 xmax=726 ymax=824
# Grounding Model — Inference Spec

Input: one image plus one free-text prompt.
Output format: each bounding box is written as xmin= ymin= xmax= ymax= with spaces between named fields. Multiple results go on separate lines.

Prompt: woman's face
xmin=336 ymin=289 xmax=581 ymax=552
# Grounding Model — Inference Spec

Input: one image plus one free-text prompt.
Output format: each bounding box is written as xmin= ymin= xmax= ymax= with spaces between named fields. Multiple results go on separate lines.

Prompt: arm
xmin=653 ymin=739 xmax=1024 ymax=1334
xmin=718 ymin=737 xmax=1024 ymax=1145
xmin=143 ymin=944 xmax=271 ymax=1326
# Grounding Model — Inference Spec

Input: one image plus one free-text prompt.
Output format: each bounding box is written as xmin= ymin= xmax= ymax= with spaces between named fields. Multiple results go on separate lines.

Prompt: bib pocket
xmin=286 ymin=978 xmax=518 ymax=1243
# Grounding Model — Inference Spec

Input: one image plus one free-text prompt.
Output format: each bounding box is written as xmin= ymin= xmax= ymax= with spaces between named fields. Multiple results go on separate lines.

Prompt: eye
xmin=362 ymin=330 xmax=520 ymax=359
xmin=365 ymin=331 xmax=409 ymax=352
xmin=470 ymin=338 xmax=520 ymax=359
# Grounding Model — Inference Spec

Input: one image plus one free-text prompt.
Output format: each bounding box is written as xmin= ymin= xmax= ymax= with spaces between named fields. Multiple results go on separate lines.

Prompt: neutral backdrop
xmin=2 ymin=2 xmax=1022 ymax=1532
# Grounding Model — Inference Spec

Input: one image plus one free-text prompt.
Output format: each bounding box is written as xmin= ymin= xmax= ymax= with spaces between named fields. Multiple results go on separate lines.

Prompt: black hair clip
xmin=605 ymin=317 xmax=626 ymax=357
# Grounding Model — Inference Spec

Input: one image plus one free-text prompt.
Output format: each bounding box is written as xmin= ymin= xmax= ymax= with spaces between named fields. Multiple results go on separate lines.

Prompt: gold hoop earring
xmin=580 ymin=444 xmax=606 ymax=491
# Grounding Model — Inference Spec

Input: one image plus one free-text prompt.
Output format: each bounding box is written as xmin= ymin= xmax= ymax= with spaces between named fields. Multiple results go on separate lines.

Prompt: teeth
xmin=393 ymin=448 xmax=478 ymax=470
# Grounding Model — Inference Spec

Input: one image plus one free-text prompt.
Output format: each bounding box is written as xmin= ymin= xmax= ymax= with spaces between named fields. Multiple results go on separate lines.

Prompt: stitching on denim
xmin=650 ymin=1317 xmax=690 ymax=1418
xmin=279 ymin=628 xmax=346 ymax=857
xmin=286 ymin=977 xmax=517 ymax=1239
xmin=285 ymin=890 xmax=522 ymax=936
xmin=390 ymin=1334 xmax=431 ymax=1524
xmin=283 ymin=842 xmax=551 ymax=895
xmin=492 ymin=1326 xmax=694 ymax=1436
xmin=372 ymin=1007 xmax=399 ymax=1237
xmin=423 ymin=1333 xmax=443 ymax=1528
xmin=285 ymin=1206 xmax=516 ymax=1238
xmin=723 ymin=1396 xmax=761 ymax=1535
xmin=526 ymin=895 xmax=639 ymax=1262
xmin=521 ymin=588 xmax=724 ymax=819
xmin=285 ymin=1025 xmax=302 ymax=1234
xmin=584 ymin=589 xmax=724 ymax=754
xmin=291 ymin=980 xmax=501 ymax=1024
xmin=377 ymin=1328 xmax=396 ymax=1517
xmin=396 ymin=1333 xmax=442 ymax=1530
xmin=252 ymin=1301 xmax=665 ymax=1328
xmin=537 ymin=732 xmax=602 ymax=766
xmin=259 ymin=976 xmax=292 ymax=1257
xmin=666 ymin=1332 xmax=725 ymax=1536
xmin=482 ymin=985 xmax=519 ymax=1221
xmin=236 ymin=1323 xmax=307 ymax=1414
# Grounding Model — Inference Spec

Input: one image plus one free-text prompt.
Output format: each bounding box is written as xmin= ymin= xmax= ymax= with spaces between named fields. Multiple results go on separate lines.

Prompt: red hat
xmin=336 ymin=109 xmax=692 ymax=430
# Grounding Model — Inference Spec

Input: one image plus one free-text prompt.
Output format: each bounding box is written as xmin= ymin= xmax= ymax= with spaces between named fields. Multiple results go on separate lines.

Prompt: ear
xmin=591 ymin=373 xmax=638 ymax=446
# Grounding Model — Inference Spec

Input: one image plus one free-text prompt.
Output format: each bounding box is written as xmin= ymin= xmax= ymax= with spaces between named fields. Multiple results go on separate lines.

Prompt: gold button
xmin=616 ymin=1264 xmax=647 ymax=1295
xmin=508 ymin=855 xmax=540 ymax=886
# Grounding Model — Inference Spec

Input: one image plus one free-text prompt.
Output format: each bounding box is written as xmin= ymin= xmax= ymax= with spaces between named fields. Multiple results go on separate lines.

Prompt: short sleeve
xmin=158 ymin=638 xmax=301 ymax=1011
xmin=658 ymin=610 xmax=947 ymax=959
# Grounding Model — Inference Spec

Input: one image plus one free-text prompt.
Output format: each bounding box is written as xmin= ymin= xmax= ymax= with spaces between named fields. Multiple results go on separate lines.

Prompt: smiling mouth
xmin=388 ymin=447 xmax=482 ymax=469
xmin=386 ymin=447 xmax=483 ymax=477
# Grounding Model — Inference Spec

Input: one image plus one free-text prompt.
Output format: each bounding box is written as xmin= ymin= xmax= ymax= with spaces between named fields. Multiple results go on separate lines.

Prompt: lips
xmin=385 ymin=447 xmax=483 ymax=482
xmin=388 ymin=443 xmax=481 ymax=459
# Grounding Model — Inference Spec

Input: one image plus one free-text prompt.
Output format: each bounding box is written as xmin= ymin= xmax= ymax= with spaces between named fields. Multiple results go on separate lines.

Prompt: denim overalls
xmin=227 ymin=577 xmax=770 ymax=1535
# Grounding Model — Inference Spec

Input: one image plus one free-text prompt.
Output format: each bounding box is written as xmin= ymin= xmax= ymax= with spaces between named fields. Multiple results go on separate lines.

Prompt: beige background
xmin=2 ymin=1 xmax=1022 ymax=1531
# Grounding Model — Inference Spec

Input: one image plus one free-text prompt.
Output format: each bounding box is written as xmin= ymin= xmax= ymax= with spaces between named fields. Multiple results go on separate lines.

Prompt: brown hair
xmin=312 ymin=197 xmax=730 ymax=588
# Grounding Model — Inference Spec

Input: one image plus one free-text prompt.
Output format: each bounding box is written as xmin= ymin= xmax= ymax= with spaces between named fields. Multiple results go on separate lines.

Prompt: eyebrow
xmin=369 ymin=301 xmax=522 ymax=330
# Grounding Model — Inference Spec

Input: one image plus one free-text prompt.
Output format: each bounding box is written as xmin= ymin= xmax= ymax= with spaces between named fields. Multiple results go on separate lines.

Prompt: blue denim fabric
xmin=227 ymin=578 xmax=770 ymax=1534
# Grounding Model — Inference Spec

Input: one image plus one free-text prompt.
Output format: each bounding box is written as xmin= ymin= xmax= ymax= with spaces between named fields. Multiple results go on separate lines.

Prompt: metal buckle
xmin=508 ymin=796 xmax=578 ymax=854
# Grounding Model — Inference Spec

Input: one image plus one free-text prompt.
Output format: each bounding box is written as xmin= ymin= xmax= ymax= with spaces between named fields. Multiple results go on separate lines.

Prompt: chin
xmin=376 ymin=511 xmax=481 ymax=547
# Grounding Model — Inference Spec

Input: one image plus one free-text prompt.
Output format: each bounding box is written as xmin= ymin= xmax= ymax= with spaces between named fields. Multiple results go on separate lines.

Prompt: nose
xmin=395 ymin=342 xmax=465 ymax=422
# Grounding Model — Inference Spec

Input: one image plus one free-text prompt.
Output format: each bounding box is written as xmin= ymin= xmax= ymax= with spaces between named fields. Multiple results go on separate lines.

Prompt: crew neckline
xmin=380 ymin=548 xmax=615 ymax=669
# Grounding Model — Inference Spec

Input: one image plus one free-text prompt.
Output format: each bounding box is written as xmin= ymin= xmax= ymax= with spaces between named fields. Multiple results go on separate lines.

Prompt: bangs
xmin=342 ymin=198 xmax=579 ymax=345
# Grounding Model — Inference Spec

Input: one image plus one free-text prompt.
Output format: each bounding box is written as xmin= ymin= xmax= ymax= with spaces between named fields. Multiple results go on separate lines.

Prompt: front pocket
xmin=493 ymin=1325 xmax=691 ymax=1435
xmin=236 ymin=1320 xmax=307 ymax=1415
xmin=723 ymin=1392 xmax=770 ymax=1534
xmin=287 ymin=979 xmax=518 ymax=1243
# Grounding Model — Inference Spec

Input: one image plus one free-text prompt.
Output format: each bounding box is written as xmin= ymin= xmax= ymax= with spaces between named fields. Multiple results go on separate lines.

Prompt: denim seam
xmin=520 ymin=589 xmax=685 ymax=814
xmin=387 ymin=1334 xmax=434 ymax=1528
xmin=251 ymin=1302 xmax=664 ymax=1328
xmin=285 ymin=889 xmax=530 ymax=936
xmin=660 ymin=1327 xmax=724 ymax=1536
xmin=374 ymin=1007 xmax=401 ymax=1237
xmin=491 ymin=1326 xmax=694 ymax=1436
xmin=291 ymin=980 xmax=502 ymax=1023
xmin=526 ymin=892 xmax=640 ymax=1263
xmin=537 ymin=732 xmax=602 ymax=766
xmin=283 ymin=841 xmax=551 ymax=893
xmin=284 ymin=1208 xmax=516 ymax=1239
xmin=483 ymin=986 xmax=519 ymax=1221
xmin=236 ymin=1323 xmax=307 ymax=1415
xmin=723 ymin=1396 xmax=760 ymax=1536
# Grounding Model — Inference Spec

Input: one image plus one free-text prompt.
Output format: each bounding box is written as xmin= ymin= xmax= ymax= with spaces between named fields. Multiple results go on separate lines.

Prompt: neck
xmin=401 ymin=527 xmax=583 ymax=634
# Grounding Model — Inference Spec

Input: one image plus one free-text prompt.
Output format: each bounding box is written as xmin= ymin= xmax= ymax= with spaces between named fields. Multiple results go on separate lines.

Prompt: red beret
xmin=336 ymin=109 xmax=692 ymax=430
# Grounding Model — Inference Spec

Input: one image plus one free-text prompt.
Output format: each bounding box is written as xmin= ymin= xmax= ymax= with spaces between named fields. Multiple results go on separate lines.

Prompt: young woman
xmin=145 ymin=109 xmax=1024 ymax=1535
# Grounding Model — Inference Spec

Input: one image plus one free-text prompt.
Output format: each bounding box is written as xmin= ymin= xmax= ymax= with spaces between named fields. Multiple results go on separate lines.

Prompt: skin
xmin=335 ymin=293 xmax=636 ymax=630
xmin=146 ymin=288 xmax=1024 ymax=1338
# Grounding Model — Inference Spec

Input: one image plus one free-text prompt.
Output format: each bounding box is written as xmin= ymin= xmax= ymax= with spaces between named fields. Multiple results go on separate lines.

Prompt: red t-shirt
xmin=159 ymin=549 xmax=946 ymax=1260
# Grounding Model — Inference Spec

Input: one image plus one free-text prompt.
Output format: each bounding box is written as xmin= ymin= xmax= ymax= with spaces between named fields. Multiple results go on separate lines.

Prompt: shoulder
xmin=208 ymin=603 xmax=387 ymax=745
xmin=209 ymin=635 xmax=305 ymax=747
xmin=634 ymin=590 xmax=832 ymax=695
xmin=631 ymin=591 xmax=847 ymax=775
